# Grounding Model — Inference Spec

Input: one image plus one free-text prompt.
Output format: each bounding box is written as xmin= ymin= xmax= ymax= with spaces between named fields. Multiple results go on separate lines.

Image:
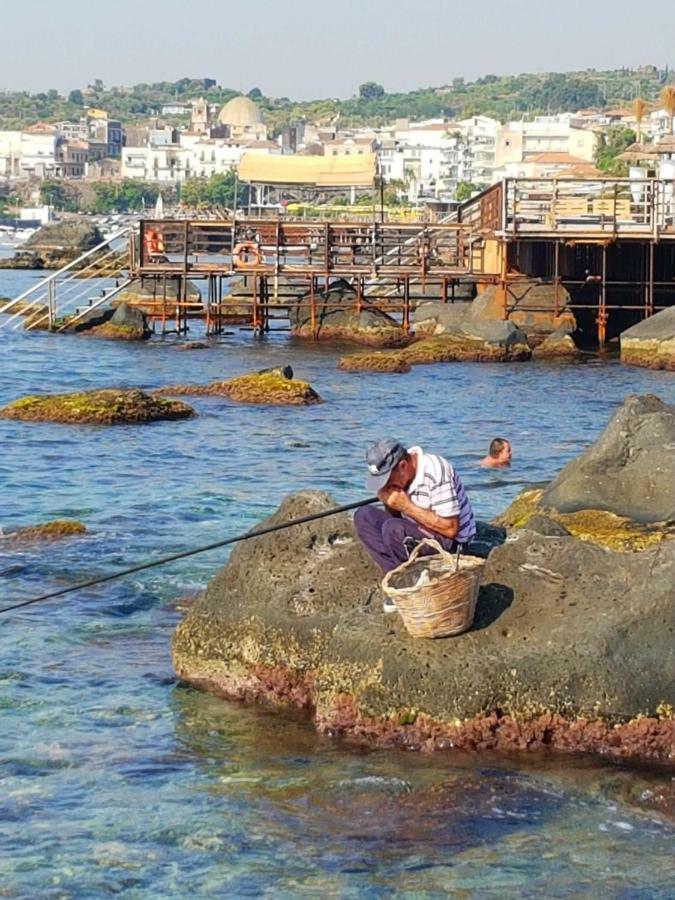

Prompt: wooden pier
xmin=130 ymin=176 xmax=675 ymax=345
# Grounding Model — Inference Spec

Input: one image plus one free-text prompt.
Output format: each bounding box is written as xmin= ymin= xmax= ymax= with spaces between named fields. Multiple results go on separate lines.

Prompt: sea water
xmin=1 ymin=267 xmax=674 ymax=897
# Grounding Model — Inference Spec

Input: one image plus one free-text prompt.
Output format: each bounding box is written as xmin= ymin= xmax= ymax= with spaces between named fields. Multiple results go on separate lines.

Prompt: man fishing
xmin=354 ymin=438 xmax=476 ymax=585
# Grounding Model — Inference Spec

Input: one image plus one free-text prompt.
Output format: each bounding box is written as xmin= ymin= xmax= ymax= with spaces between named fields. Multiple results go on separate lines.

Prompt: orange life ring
xmin=144 ymin=227 xmax=165 ymax=257
xmin=232 ymin=241 xmax=262 ymax=269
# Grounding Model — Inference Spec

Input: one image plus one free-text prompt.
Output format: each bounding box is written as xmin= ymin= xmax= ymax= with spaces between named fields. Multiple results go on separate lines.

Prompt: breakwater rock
xmin=0 ymin=388 xmax=195 ymax=425
xmin=173 ymin=395 xmax=675 ymax=763
xmin=157 ymin=369 xmax=322 ymax=406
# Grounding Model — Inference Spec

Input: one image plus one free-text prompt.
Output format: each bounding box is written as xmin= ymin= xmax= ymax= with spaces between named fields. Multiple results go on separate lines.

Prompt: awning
xmin=238 ymin=153 xmax=377 ymax=187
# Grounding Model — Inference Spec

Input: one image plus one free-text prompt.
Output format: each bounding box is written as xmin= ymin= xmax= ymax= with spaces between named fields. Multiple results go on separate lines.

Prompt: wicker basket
xmin=381 ymin=539 xmax=483 ymax=639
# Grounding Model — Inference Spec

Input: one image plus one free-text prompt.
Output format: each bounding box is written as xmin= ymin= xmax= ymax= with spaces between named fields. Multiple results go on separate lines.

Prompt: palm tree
xmin=659 ymin=85 xmax=675 ymax=134
xmin=632 ymin=97 xmax=647 ymax=142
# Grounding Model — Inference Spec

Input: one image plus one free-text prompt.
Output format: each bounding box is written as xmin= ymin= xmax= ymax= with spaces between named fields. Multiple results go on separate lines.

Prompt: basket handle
xmin=406 ymin=537 xmax=456 ymax=566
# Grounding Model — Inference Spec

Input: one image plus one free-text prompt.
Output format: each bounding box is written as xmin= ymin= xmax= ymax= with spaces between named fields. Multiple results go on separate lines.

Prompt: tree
xmin=68 ymin=89 xmax=84 ymax=106
xmin=454 ymin=181 xmax=479 ymax=201
xmin=39 ymin=179 xmax=80 ymax=212
xmin=595 ymin=125 xmax=635 ymax=174
xmin=247 ymin=87 xmax=263 ymax=101
xmin=632 ymin=97 xmax=647 ymax=141
xmin=660 ymin=85 xmax=675 ymax=134
xmin=358 ymin=81 xmax=385 ymax=101
xmin=180 ymin=170 xmax=244 ymax=209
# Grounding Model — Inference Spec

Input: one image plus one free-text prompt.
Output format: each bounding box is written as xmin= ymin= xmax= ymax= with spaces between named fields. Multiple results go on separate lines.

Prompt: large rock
xmin=540 ymin=394 xmax=675 ymax=523
xmin=288 ymin=279 xmax=408 ymax=347
xmin=413 ymin=300 xmax=471 ymax=335
xmin=112 ymin=276 xmax=202 ymax=315
xmin=620 ymin=307 xmax=675 ymax=371
xmin=172 ymin=491 xmax=674 ymax=763
xmin=469 ymin=281 xmax=576 ymax=340
xmin=85 ymin=303 xmax=151 ymax=341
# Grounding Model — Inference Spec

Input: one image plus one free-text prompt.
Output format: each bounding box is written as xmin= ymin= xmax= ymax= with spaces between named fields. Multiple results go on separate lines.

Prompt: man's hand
xmin=378 ymin=486 xmax=412 ymax=513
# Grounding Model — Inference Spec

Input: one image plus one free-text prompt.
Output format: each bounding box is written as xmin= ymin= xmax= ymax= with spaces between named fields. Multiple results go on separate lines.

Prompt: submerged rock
xmin=620 ymin=307 xmax=675 ymax=371
xmin=3 ymin=519 xmax=87 ymax=542
xmin=157 ymin=370 xmax=322 ymax=406
xmin=338 ymin=351 xmax=412 ymax=374
xmin=172 ymin=490 xmax=674 ymax=763
xmin=0 ymin=388 xmax=195 ymax=425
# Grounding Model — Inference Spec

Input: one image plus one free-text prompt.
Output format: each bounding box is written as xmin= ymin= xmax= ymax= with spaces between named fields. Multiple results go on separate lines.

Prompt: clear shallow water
xmin=1 ymin=267 xmax=674 ymax=897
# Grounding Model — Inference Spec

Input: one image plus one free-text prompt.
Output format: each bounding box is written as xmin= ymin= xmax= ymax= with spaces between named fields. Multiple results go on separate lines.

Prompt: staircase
xmin=0 ymin=226 xmax=134 ymax=332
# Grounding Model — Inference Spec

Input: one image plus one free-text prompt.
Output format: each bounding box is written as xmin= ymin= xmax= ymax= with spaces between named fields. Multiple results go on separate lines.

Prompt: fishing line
xmin=0 ymin=497 xmax=378 ymax=615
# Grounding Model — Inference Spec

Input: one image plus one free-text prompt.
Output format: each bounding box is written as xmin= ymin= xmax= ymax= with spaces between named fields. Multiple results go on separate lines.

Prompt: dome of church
xmin=217 ymin=96 xmax=263 ymax=126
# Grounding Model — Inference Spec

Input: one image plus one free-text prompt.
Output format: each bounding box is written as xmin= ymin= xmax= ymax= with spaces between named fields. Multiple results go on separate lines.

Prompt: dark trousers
xmin=354 ymin=505 xmax=455 ymax=573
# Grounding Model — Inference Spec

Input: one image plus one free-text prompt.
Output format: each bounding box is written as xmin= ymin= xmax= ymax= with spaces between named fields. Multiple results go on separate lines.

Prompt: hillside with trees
xmin=0 ymin=67 xmax=672 ymax=131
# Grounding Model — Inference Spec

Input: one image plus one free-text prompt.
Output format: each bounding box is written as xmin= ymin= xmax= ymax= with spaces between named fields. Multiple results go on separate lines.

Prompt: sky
xmin=2 ymin=0 xmax=673 ymax=99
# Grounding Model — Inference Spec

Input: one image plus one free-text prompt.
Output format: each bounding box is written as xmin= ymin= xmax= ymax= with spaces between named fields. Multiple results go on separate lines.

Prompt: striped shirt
xmin=405 ymin=446 xmax=476 ymax=545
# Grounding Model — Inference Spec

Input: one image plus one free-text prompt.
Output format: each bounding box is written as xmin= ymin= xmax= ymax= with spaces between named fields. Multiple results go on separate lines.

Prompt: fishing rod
xmin=0 ymin=496 xmax=378 ymax=616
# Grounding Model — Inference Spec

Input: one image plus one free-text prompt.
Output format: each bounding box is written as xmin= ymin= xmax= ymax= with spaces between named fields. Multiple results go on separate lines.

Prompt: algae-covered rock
xmin=4 ymin=519 xmax=87 ymax=542
xmin=0 ymin=388 xmax=195 ymax=425
xmin=86 ymin=304 xmax=150 ymax=341
xmin=620 ymin=307 xmax=675 ymax=371
xmin=289 ymin=279 xmax=408 ymax=347
xmin=338 ymin=351 xmax=412 ymax=374
xmin=172 ymin=490 xmax=675 ymax=763
xmin=494 ymin=487 xmax=672 ymax=552
xmin=532 ymin=326 xmax=581 ymax=359
xmin=158 ymin=371 xmax=322 ymax=406
xmin=402 ymin=332 xmax=531 ymax=364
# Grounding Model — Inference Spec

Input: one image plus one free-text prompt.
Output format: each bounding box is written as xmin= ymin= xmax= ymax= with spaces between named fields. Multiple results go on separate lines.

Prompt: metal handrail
xmin=0 ymin=226 xmax=132 ymax=329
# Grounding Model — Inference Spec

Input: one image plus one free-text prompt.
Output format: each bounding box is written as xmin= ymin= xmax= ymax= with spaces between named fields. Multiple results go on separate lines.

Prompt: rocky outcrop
xmin=172 ymin=393 xmax=675 ymax=763
xmin=289 ymin=279 xmax=409 ymax=347
xmin=0 ymin=388 xmax=195 ymax=425
xmin=172 ymin=490 xmax=674 ymax=763
xmin=157 ymin=370 xmax=322 ymax=406
xmin=2 ymin=519 xmax=87 ymax=542
xmin=620 ymin=307 xmax=675 ymax=371
xmin=0 ymin=221 xmax=105 ymax=269
xmin=540 ymin=394 xmax=675 ymax=523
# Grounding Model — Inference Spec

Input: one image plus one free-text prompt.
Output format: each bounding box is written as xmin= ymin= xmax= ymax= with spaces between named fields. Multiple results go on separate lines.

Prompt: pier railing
xmin=502 ymin=177 xmax=675 ymax=238
xmin=136 ymin=219 xmax=478 ymax=278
